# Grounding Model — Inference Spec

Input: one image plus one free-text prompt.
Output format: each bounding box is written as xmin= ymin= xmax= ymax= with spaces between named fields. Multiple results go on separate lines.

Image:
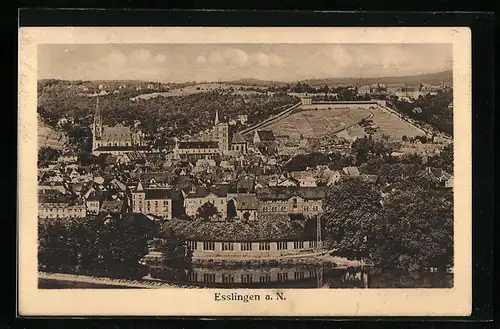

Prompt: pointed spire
xmin=214 ymin=108 xmax=219 ymax=125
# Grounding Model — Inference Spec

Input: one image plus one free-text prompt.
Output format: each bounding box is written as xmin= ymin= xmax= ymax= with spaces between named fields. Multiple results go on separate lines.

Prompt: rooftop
xmin=178 ymin=141 xmax=218 ymax=149
xmin=158 ymin=216 xmax=315 ymax=242
xmin=256 ymin=186 xmax=326 ymax=201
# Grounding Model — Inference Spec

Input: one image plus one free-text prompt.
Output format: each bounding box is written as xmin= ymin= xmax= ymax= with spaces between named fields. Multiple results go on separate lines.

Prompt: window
xmin=164 ymin=200 xmax=168 ymax=206
xmin=203 ymin=242 xmax=215 ymax=251
xmin=294 ymin=241 xmax=304 ymax=249
xmin=292 ymin=198 xmax=298 ymax=209
xmin=313 ymin=206 xmax=319 ymax=211
xmin=241 ymin=274 xmax=253 ymax=283
xmin=259 ymin=242 xmax=270 ymax=251
xmin=277 ymin=242 xmax=287 ymax=250
xmin=187 ymin=241 xmax=197 ymax=250
xmin=294 ymin=271 xmax=305 ymax=280
xmin=203 ymin=273 xmax=216 ymax=283
xmin=220 ymin=200 xmax=224 ymax=205
xmin=309 ymin=270 xmax=317 ymax=278
xmin=310 ymin=240 xmax=318 ymax=248
xmin=189 ymin=271 xmax=198 ymax=281
xmin=222 ymin=242 xmax=234 ymax=251
xmin=241 ymin=242 xmax=252 ymax=251
xmin=259 ymin=275 xmax=271 ymax=283
xmin=304 ymin=206 xmax=309 ymax=212
xmin=278 ymin=273 xmax=288 ymax=281
xmin=222 ymin=274 xmax=234 ymax=283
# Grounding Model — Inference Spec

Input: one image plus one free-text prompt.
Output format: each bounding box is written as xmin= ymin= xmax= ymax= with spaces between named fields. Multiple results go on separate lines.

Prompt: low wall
xmin=239 ymin=102 xmax=302 ymax=136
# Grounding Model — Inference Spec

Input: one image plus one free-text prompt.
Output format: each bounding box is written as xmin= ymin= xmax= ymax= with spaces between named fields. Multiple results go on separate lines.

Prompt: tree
xmin=351 ymin=136 xmax=392 ymax=165
xmin=428 ymin=143 xmax=453 ymax=174
xmin=38 ymin=146 xmax=62 ymax=165
xmin=196 ymin=202 xmax=220 ymax=220
xmin=321 ymin=179 xmax=382 ymax=261
xmin=227 ymin=199 xmax=237 ymax=218
xmin=375 ymin=185 xmax=453 ymax=272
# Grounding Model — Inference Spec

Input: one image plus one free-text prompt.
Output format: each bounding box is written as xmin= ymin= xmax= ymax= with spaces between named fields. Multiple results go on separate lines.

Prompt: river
xmin=39 ymin=264 xmax=452 ymax=289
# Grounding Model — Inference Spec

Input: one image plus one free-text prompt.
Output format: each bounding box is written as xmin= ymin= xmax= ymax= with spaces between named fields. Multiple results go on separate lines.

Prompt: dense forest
xmin=37 ymin=80 xmax=298 ymax=140
xmin=319 ymin=141 xmax=454 ymax=272
xmin=390 ymin=91 xmax=453 ymax=136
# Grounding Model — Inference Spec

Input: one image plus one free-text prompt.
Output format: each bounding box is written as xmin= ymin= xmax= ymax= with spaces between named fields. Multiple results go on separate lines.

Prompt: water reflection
xmin=148 ymin=265 xmax=453 ymax=289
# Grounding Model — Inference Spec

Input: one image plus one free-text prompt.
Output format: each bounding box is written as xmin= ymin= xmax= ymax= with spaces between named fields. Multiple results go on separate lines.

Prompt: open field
xmin=266 ymin=105 xmax=370 ymax=140
xmin=263 ymin=103 xmax=426 ymax=142
xmin=370 ymin=108 xmax=426 ymax=140
xmin=38 ymin=117 xmax=66 ymax=150
xmin=131 ymin=83 xmax=266 ymax=100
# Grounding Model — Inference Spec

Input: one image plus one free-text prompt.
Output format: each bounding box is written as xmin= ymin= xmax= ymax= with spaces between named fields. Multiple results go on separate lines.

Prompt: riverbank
xmin=38 ymin=272 xmax=196 ymax=289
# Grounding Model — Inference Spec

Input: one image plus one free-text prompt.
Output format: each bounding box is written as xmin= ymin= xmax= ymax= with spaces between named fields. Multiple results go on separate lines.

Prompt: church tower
xmin=92 ymin=97 xmax=103 ymax=151
xmin=212 ymin=108 xmax=228 ymax=152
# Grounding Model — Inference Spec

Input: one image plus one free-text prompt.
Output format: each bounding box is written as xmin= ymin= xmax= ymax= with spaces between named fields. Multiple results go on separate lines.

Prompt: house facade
xmin=256 ymin=187 xmax=325 ymax=216
xmin=183 ymin=186 xmax=228 ymax=218
xmin=175 ymin=141 xmax=220 ymax=160
xmin=131 ymin=182 xmax=174 ymax=219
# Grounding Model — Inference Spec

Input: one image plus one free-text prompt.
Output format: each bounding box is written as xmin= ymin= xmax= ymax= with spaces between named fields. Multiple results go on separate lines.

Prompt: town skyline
xmin=38 ymin=43 xmax=453 ymax=83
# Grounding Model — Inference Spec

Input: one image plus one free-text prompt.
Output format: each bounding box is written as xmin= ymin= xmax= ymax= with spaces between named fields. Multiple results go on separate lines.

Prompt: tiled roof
xmin=256 ymin=130 xmax=276 ymax=142
xmin=178 ymin=141 xmax=218 ymax=149
xmin=342 ymin=166 xmax=360 ymax=176
xmin=420 ymin=167 xmax=452 ymax=183
xmin=100 ymin=200 xmax=125 ymax=213
xmin=101 ymin=126 xmax=132 ymax=141
xmin=144 ymin=189 xmax=173 ymax=200
xmin=94 ymin=146 xmax=148 ymax=151
xmin=231 ymin=132 xmax=246 ymax=144
xmin=184 ymin=185 xmax=227 ymax=198
xmin=158 ymin=216 xmax=315 ymax=242
xmin=234 ymin=193 xmax=259 ymax=210
xmin=38 ymin=192 xmax=72 ymax=204
xmin=256 ymin=186 xmax=326 ymax=201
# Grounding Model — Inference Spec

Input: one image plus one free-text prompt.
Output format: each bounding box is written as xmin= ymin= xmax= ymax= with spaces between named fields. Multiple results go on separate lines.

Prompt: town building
xmin=183 ymin=186 xmax=228 ymax=218
xmin=91 ymin=97 xmax=146 ymax=155
xmin=38 ymin=192 xmax=87 ymax=219
xmin=174 ymin=141 xmax=220 ymax=160
xmin=301 ymin=97 xmax=312 ymax=105
xmin=212 ymin=109 xmax=229 ymax=152
xmin=230 ymin=193 xmax=259 ymax=221
xmin=289 ymin=171 xmax=318 ymax=187
xmin=231 ymin=132 xmax=248 ymax=155
xmin=149 ymin=215 xmax=322 ymax=260
xmin=100 ymin=199 xmax=129 ymax=219
xmin=256 ymin=187 xmax=325 ymax=215
xmin=131 ymin=181 xmax=175 ymax=220
xmin=419 ymin=167 xmax=454 ymax=189
xmin=58 ymin=150 xmax=78 ymax=163
xmin=253 ymin=130 xmax=276 ymax=144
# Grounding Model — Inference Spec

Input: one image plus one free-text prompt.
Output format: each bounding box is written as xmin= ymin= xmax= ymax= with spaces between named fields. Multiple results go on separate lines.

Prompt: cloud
xmin=202 ymin=48 xmax=284 ymax=68
xmin=130 ymin=49 xmax=152 ymax=63
xmin=196 ymin=55 xmax=206 ymax=64
xmin=98 ymin=51 xmax=127 ymax=67
xmin=208 ymin=51 xmax=224 ymax=65
xmin=223 ymin=48 xmax=248 ymax=66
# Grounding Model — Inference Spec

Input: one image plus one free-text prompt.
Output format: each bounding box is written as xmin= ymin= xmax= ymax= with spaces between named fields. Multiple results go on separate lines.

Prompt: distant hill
xmin=230 ymin=71 xmax=453 ymax=87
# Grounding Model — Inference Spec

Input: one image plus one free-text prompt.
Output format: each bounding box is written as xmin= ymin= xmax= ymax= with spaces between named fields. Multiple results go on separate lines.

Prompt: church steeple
xmin=93 ymin=96 xmax=103 ymax=139
xmin=214 ymin=108 xmax=220 ymax=125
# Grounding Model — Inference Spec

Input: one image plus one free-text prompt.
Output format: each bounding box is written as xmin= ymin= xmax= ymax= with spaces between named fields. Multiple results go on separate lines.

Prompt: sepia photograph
xmin=18 ymin=27 xmax=472 ymax=316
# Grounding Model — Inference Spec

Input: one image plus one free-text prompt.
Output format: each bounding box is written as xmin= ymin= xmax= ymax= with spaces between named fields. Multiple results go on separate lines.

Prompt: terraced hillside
xmin=38 ymin=115 xmax=66 ymax=150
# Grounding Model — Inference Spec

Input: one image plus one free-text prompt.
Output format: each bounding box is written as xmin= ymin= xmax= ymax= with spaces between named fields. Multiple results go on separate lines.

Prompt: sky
xmin=38 ymin=43 xmax=453 ymax=83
